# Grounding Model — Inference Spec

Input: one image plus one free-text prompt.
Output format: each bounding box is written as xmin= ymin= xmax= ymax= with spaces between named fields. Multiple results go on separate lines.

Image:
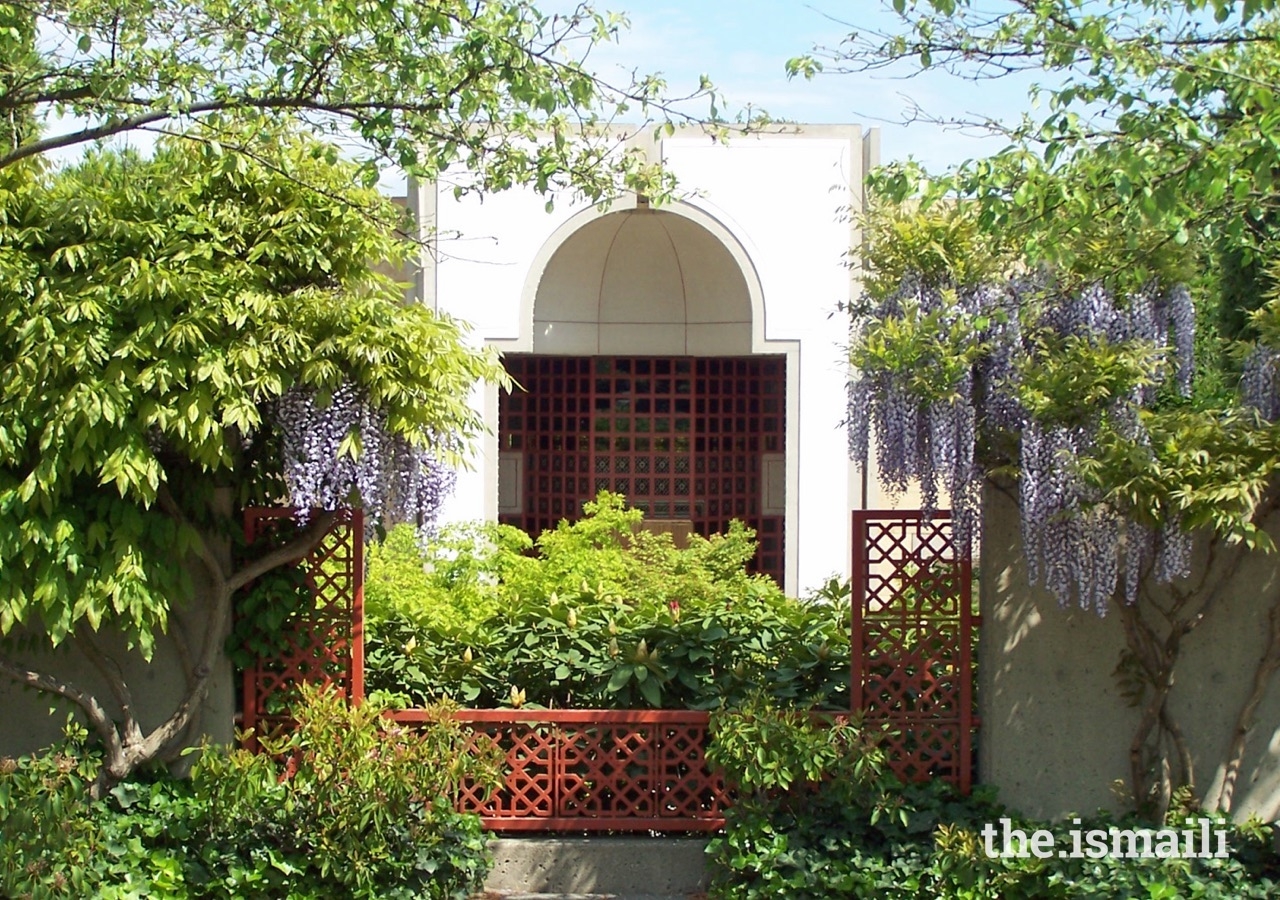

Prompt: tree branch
xmin=135 ymin=508 xmax=340 ymax=766
xmin=226 ymin=510 xmax=339 ymax=594
xmin=1216 ymin=583 xmax=1280 ymax=813
xmin=74 ymin=626 xmax=141 ymax=746
xmin=0 ymin=653 xmax=126 ymax=785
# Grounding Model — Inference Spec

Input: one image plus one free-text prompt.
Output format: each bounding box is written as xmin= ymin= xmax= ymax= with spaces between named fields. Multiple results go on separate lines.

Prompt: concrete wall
xmin=0 ymin=563 xmax=235 ymax=760
xmin=980 ymin=483 xmax=1280 ymax=821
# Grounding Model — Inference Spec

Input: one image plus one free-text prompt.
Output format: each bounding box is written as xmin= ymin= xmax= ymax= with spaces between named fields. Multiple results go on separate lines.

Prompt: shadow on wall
xmin=0 ymin=594 xmax=236 ymax=761
xmin=979 ymin=481 xmax=1280 ymax=821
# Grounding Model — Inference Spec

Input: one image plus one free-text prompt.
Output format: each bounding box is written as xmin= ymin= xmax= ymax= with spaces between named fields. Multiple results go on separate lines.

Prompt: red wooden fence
xmin=239 ymin=507 xmax=978 ymax=830
xmin=391 ymin=708 xmax=728 ymax=832
xmin=240 ymin=507 xmax=365 ymax=751
xmin=851 ymin=510 xmax=977 ymax=794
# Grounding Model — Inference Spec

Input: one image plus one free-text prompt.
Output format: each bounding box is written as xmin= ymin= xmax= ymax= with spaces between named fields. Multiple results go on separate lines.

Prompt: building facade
xmin=415 ymin=125 xmax=892 ymax=597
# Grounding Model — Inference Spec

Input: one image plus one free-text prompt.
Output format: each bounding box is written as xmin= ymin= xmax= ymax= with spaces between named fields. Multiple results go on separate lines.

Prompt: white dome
xmin=532 ymin=208 xmax=753 ymax=355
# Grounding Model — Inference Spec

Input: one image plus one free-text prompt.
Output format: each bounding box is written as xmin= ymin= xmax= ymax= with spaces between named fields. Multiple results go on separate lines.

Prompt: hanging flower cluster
xmin=847 ymin=274 xmax=1009 ymax=550
xmin=1242 ymin=345 xmax=1280 ymax=421
xmin=272 ymin=383 xmax=456 ymax=532
xmin=848 ymin=273 xmax=1196 ymax=614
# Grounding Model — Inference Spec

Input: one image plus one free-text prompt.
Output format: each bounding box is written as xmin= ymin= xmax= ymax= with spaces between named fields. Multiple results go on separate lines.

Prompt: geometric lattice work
xmin=851 ymin=511 xmax=976 ymax=793
xmin=500 ymin=355 xmax=785 ymax=583
xmin=390 ymin=709 xmax=729 ymax=832
xmin=239 ymin=508 xmax=365 ymax=751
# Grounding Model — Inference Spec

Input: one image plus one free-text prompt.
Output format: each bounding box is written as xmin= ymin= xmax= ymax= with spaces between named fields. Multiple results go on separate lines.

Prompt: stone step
xmin=482 ymin=837 xmax=710 ymax=898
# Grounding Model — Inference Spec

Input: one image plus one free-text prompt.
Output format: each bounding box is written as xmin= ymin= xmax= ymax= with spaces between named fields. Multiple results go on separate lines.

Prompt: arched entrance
xmin=496 ymin=207 xmax=787 ymax=583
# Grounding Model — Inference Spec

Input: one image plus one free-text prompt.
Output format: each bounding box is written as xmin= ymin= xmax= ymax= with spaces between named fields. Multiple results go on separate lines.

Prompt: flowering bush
xmin=848 ymin=207 xmax=1199 ymax=611
xmin=365 ymin=493 xmax=852 ymax=710
xmin=848 ymin=204 xmax=1280 ymax=818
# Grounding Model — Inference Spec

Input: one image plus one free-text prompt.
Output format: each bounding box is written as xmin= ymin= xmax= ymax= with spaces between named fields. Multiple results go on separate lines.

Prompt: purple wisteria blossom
xmin=848 ymin=277 xmax=1197 ymax=615
xmin=273 ymin=384 xmax=456 ymax=534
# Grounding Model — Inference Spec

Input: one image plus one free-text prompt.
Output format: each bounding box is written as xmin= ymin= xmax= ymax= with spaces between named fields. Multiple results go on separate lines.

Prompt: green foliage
xmin=226 ymin=565 xmax=314 ymax=671
xmin=0 ymin=720 xmax=104 ymax=899
xmin=1249 ymin=287 xmax=1280 ymax=348
xmin=0 ymin=129 xmax=504 ymax=651
xmin=847 ymin=1 xmax=1273 ymax=291
xmin=707 ymin=696 xmax=889 ymax=800
xmin=364 ymin=522 xmax=527 ymax=635
xmin=1017 ymin=333 xmax=1165 ymax=426
xmin=0 ymin=0 xmax=712 ymax=201
xmin=192 ymin=685 xmax=500 ymax=899
xmin=365 ymin=493 xmax=851 ymax=710
xmin=1216 ymin=216 xmax=1280 ymax=342
xmin=859 ymin=204 xmax=1008 ymax=299
xmin=706 ymin=727 xmax=1280 ymax=900
xmin=1086 ymin=407 xmax=1280 ymax=549
xmin=0 ymin=688 xmax=497 ymax=899
xmin=854 ymin=294 xmax=992 ymax=405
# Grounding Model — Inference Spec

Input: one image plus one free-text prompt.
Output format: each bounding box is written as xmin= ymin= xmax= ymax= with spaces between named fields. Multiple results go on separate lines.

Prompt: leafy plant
xmin=706 ymin=726 xmax=1280 ymax=900
xmin=0 ymin=720 xmax=103 ymax=899
xmin=226 ymin=565 xmax=315 ymax=671
xmin=364 ymin=494 xmax=852 ymax=710
xmin=0 ymin=689 xmax=498 ymax=898
xmin=192 ymin=685 xmax=501 ymax=899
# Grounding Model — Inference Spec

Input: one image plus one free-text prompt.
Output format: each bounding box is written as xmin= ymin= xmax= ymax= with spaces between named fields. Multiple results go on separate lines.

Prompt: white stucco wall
xmin=422 ymin=126 xmax=874 ymax=597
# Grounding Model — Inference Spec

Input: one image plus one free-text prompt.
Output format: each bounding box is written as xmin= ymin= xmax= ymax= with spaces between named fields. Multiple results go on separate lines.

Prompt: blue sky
xmin=570 ymin=0 xmax=1047 ymax=172
xmin=37 ymin=0 xmax=1048 ymax=185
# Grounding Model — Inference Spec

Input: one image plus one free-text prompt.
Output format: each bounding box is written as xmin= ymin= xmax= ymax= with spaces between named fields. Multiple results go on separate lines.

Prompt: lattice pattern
xmin=409 ymin=710 xmax=728 ymax=832
xmin=500 ymin=356 xmax=593 ymax=538
xmin=851 ymin=511 xmax=976 ymax=793
xmin=459 ymin=724 xmax=555 ymax=819
xmin=500 ymin=355 xmax=785 ymax=583
xmin=240 ymin=508 xmax=364 ymax=749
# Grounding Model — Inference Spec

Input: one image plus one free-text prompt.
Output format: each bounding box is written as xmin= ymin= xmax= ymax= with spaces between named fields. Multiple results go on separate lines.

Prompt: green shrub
xmin=188 ymin=685 xmax=500 ymax=899
xmin=364 ymin=521 xmax=529 ymax=637
xmin=0 ymin=719 xmax=105 ymax=899
xmin=705 ymin=702 xmax=1280 ymax=899
xmin=0 ymin=689 xmax=499 ymax=899
xmin=364 ymin=493 xmax=851 ymax=710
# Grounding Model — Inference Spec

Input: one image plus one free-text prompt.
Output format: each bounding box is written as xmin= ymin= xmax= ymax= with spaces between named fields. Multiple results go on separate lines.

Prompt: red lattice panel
xmin=459 ymin=723 xmax=556 ymax=819
xmin=499 ymin=356 xmax=593 ymax=538
xmin=240 ymin=508 xmax=364 ymax=749
xmin=393 ymin=709 xmax=728 ymax=832
xmin=560 ymin=724 xmax=655 ymax=818
xmin=693 ymin=357 xmax=784 ymax=579
xmin=500 ymin=355 xmax=785 ymax=583
xmin=851 ymin=511 xmax=976 ymax=793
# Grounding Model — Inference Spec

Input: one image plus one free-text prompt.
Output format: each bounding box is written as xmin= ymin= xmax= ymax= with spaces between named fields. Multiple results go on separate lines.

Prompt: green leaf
xmin=606 ymin=668 xmax=632 ymax=692
xmin=637 ymin=675 xmax=662 ymax=707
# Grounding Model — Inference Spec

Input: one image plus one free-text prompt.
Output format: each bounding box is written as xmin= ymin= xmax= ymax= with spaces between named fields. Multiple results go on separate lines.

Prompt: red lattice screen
xmin=391 ymin=709 xmax=728 ymax=832
xmin=500 ymin=355 xmax=785 ymax=582
xmin=851 ymin=511 xmax=977 ymax=793
xmin=240 ymin=508 xmax=364 ymax=749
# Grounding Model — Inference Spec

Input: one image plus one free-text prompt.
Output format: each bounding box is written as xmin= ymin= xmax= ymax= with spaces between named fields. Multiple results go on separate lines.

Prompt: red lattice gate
xmin=851 ymin=510 xmax=977 ymax=793
xmin=499 ymin=355 xmax=786 ymax=583
xmin=240 ymin=508 xmax=365 ymax=749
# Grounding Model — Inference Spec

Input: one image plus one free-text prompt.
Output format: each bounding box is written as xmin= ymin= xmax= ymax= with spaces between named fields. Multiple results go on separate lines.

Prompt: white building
xmin=413 ymin=125 xmax=900 ymax=597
